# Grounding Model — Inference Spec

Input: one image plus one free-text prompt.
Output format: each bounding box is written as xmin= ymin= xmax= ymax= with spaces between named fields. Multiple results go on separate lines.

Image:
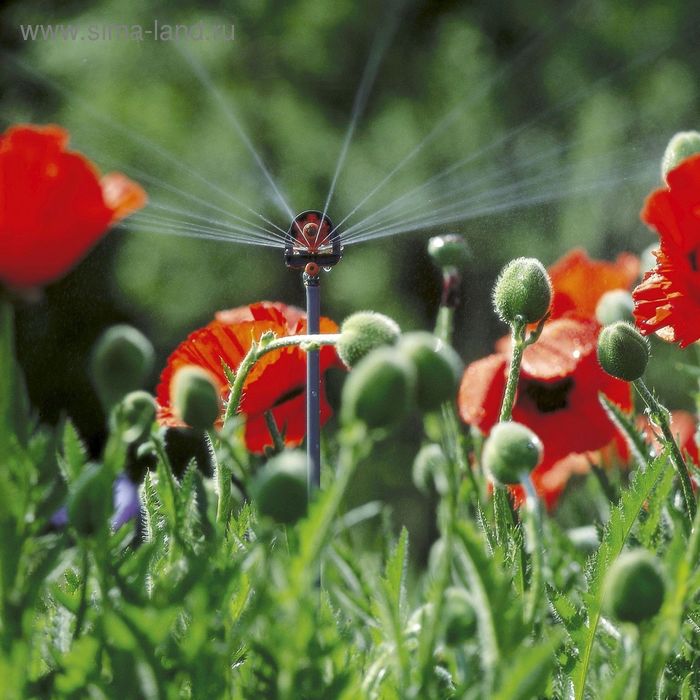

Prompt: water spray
xmin=284 ymin=210 xmax=343 ymax=496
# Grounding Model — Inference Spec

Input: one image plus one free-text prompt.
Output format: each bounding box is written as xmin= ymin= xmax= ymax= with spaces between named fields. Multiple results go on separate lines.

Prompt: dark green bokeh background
xmin=2 ymin=0 xmax=699 ymax=544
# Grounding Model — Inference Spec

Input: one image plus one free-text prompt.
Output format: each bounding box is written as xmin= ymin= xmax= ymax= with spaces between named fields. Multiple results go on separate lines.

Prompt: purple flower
xmin=51 ymin=473 xmax=141 ymax=531
xmin=112 ymin=473 xmax=141 ymax=529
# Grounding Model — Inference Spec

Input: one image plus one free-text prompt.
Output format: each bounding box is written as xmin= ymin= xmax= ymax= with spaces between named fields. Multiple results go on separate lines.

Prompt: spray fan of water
xmin=4 ymin=0 xmax=700 ymax=482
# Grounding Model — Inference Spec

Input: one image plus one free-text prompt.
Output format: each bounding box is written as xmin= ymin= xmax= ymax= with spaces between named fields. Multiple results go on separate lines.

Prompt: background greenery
xmin=2 ymin=0 xmax=699 ymax=545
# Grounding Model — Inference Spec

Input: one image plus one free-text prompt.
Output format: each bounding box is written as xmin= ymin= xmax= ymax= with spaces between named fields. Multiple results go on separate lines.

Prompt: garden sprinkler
xmin=284 ymin=211 xmax=343 ymax=496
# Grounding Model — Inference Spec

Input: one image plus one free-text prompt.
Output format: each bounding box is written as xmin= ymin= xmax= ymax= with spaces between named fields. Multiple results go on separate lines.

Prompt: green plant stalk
xmin=72 ymin=546 xmax=91 ymax=641
xmin=435 ymin=306 xmax=455 ymax=345
xmin=415 ymin=429 xmax=460 ymax=693
xmin=498 ymin=319 xmax=527 ymax=424
xmin=521 ymin=473 xmax=544 ymax=629
xmin=223 ymin=333 xmax=340 ymax=426
xmin=492 ymin=318 xmax=527 ymax=547
xmin=634 ymin=378 xmax=696 ymax=530
xmin=264 ymin=410 xmax=285 ymax=454
xmin=442 ymin=403 xmax=480 ymax=503
xmin=0 ymin=298 xmax=17 ymax=450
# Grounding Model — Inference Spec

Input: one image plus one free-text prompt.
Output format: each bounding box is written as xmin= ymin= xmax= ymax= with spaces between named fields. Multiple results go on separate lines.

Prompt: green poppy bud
xmin=604 ymin=549 xmax=665 ymax=624
xmin=661 ymin=130 xmax=700 ymax=182
xmin=336 ymin=311 xmax=401 ymax=368
xmin=119 ymin=390 xmax=157 ymax=443
xmin=91 ymin=325 xmax=155 ymax=408
xmin=171 ymin=366 xmax=221 ymax=431
xmin=443 ymin=587 xmax=477 ymax=645
xmin=492 ymin=257 xmax=552 ymax=325
xmin=428 ymin=234 xmax=470 ymax=269
xmin=398 ymin=332 xmax=463 ymax=411
xmin=595 ymin=289 xmax=635 ymax=326
xmin=67 ymin=464 xmax=112 ymax=537
xmin=252 ymin=450 xmax=307 ymax=525
xmin=342 ymin=347 xmax=415 ymax=430
xmin=597 ymin=322 xmax=649 ymax=382
xmin=482 ymin=421 xmax=543 ymax=485
xmin=412 ymin=443 xmax=449 ymax=495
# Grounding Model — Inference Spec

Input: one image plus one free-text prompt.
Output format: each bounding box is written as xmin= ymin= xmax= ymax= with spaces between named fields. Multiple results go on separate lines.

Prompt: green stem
xmin=521 ymin=473 xmax=544 ymax=629
xmin=0 ymin=299 xmax=16 ymax=448
xmin=634 ymin=379 xmax=696 ymax=530
xmin=416 ymin=419 xmax=460 ymax=693
xmin=223 ymin=333 xmax=340 ymax=426
xmin=435 ymin=306 xmax=455 ymax=344
xmin=264 ymin=411 xmax=285 ymax=454
xmin=498 ymin=319 xmax=526 ymax=423
xmin=72 ymin=546 xmax=90 ymax=641
xmin=492 ymin=318 xmax=527 ymax=547
xmin=216 ymin=461 xmax=233 ymax=526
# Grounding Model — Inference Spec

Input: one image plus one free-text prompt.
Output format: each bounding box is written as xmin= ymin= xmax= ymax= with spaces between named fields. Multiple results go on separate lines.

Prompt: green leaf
xmin=571 ymin=450 xmax=668 ymax=699
xmin=599 ymin=394 xmax=649 ymax=469
xmin=492 ymin=632 xmax=563 ymax=700
xmin=383 ymin=527 xmax=408 ymax=616
xmin=453 ymin=521 xmax=514 ymax=694
xmin=58 ymin=421 xmax=87 ymax=484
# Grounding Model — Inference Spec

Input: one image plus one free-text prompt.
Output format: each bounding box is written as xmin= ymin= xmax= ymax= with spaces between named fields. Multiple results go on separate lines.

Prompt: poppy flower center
xmin=522 ymin=377 xmax=574 ymax=413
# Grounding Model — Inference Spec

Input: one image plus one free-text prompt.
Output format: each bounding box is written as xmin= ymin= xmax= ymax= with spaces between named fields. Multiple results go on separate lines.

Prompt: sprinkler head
xmin=284 ymin=210 xmax=343 ymax=271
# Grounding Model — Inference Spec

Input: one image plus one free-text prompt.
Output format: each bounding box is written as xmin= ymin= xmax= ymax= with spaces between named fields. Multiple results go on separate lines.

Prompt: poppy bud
xmin=482 ymin=421 xmax=543 ymax=485
xmin=428 ymin=234 xmax=470 ymax=270
xmin=412 ymin=443 xmax=449 ymax=495
xmin=597 ymin=322 xmax=649 ymax=382
xmin=443 ymin=587 xmax=477 ymax=645
xmin=91 ymin=325 xmax=155 ymax=408
xmin=336 ymin=311 xmax=401 ymax=368
xmin=595 ymin=289 xmax=634 ymax=326
xmin=252 ymin=450 xmax=307 ymax=524
xmin=492 ymin=257 xmax=552 ymax=325
xmin=341 ymin=347 xmax=415 ymax=430
xmin=119 ymin=390 xmax=157 ymax=442
xmin=662 ymin=131 xmax=700 ymax=182
xmin=604 ymin=549 xmax=665 ymax=624
xmin=398 ymin=332 xmax=463 ymax=411
xmin=67 ymin=464 xmax=112 ymax=537
xmin=171 ymin=366 xmax=221 ymax=431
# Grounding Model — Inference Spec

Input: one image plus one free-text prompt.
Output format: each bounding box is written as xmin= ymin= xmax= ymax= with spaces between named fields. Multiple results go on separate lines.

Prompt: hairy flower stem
xmin=223 ymin=333 xmax=340 ymax=426
xmin=494 ymin=316 xmax=547 ymax=567
xmin=634 ymin=379 xmax=696 ymax=531
xmin=492 ymin=318 xmax=527 ymax=547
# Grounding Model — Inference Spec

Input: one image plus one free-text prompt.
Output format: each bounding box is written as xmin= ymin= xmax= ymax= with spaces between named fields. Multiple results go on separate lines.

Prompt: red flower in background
xmin=460 ymin=249 xmax=639 ymax=507
xmin=157 ymin=302 xmax=342 ymax=454
xmin=0 ymin=124 xmax=146 ymax=289
xmin=548 ymin=248 xmax=639 ymax=319
xmin=460 ymin=318 xmax=632 ymax=508
xmin=633 ymin=154 xmax=700 ymax=347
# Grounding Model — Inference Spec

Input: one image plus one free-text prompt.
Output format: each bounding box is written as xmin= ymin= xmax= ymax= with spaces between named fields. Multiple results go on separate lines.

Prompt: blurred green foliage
xmin=1 ymin=0 xmax=700 ymax=524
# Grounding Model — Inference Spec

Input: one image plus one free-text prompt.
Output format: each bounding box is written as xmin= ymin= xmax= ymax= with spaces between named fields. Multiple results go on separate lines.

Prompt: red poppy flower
xmin=633 ymin=154 xmax=700 ymax=347
xmin=157 ymin=302 xmax=342 ymax=453
xmin=460 ymin=317 xmax=632 ymax=507
xmin=0 ymin=124 xmax=146 ymax=289
xmin=548 ymin=248 xmax=639 ymax=319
